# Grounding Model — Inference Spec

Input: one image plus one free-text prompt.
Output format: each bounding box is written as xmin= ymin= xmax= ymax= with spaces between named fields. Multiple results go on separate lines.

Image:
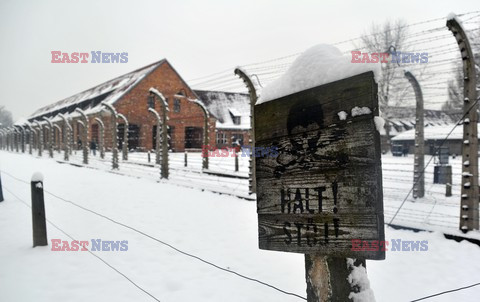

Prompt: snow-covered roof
xmin=29 ymin=60 xmax=165 ymax=120
xmin=228 ymin=108 xmax=241 ymax=117
xmin=194 ymin=90 xmax=251 ymax=130
xmin=392 ymin=124 xmax=472 ymax=141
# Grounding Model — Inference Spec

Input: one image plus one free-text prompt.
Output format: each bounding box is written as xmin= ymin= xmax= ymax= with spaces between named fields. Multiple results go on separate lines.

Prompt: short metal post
xmin=234 ymin=149 xmax=239 ymax=172
xmin=31 ymin=173 xmax=47 ymax=247
xmin=0 ymin=172 xmax=4 ymax=202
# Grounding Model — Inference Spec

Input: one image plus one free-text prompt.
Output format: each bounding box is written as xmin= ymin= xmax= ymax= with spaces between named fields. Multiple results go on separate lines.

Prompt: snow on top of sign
xmin=347 ymin=258 xmax=376 ymax=302
xmin=338 ymin=111 xmax=348 ymax=120
xmin=257 ymin=44 xmax=380 ymax=104
xmin=351 ymin=106 xmax=372 ymax=117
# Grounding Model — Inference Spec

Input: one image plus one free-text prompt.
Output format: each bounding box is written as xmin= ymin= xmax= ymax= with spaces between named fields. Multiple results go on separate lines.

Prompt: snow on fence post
xmin=8 ymin=128 xmax=12 ymax=151
xmin=15 ymin=125 xmax=26 ymax=153
xmin=6 ymin=128 xmax=10 ymax=151
xmin=447 ymin=14 xmax=480 ymax=232
xmin=404 ymin=71 xmax=425 ymax=199
xmin=14 ymin=127 xmax=20 ymax=152
xmin=31 ymin=172 xmax=47 ymax=247
xmin=117 ymin=113 xmax=129 ymax=161
xmin=33 ymin=121 xmax=43 ymax=157
xmin=75 ymin=108 xmax=89 ymax=165
xmin=53 ymin=124 xmax=62 ymax=153
xmin=21 ymin=126 xmax=26 ymax=153
xmin=101 ymin=102 xmax=119 ymax=170
xmin=59 ymin=114 xmax=71 ymax=161
xmin=10 ymin=128 xmax=16 ymax=152
xmin=234 ymin=67 xmax=257 ymax=195
xmin=76 ymin=120 xmax=88 ymax=164
xmin=255 ymin=72 xmax=384 ymax=301
xmin=28 ymin=127 xmax=36 ymax=152
xmin=149 ymin=88 xmax=169 ymax=179
xmin=94 ymin=117 xmax=105 ymax=159
xmin=12 ymin=128 xmax=16 ymax=152
xmin=148 ymin=107 xmax=162 ymax=165
xmin=174 ymin=92 xmax=209 ymax=170
xmin=5 ymin=128 xmax=10 ymax=151
xmin=10 ymin=128 xmax=14 ymax=151
xmin=24 ymin=123 xmax=34 ymax=155
xmin=42 ymin=117 xmax=54 ymax=158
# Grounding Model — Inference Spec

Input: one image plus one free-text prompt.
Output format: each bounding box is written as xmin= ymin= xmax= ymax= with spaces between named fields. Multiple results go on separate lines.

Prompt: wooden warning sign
xmin=255 ymin=72 xmax=384 ymax=260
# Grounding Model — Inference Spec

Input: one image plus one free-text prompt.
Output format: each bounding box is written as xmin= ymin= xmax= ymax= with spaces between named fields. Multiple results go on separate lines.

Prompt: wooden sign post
xmin=255 ymin=72 xmax=384 ymax=301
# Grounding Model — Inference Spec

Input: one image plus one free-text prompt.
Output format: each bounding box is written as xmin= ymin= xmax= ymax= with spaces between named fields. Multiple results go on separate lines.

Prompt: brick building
xmin=27 ymin=59 xmax=251 ymax=152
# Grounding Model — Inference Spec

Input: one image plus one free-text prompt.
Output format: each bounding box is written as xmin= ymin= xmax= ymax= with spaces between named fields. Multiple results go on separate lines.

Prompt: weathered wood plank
xmin=254 ymin=72 xmax=384 ymax=259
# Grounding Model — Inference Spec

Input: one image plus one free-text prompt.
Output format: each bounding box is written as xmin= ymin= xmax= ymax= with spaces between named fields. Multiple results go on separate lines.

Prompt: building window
xmin=174 ymin=99 xmax=181 ymax=113
xmin=232 ymin=133 xmax=244 ymax=146
xmin=148 ymin=95 xmax=155 ymax=109
xmin=233 ymin=116 xmax=241 ymax=125
xmin=216 ymin=132 xmax=227 ymax=145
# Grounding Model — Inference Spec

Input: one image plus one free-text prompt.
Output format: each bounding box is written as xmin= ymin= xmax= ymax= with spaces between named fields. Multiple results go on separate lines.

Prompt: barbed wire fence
xmin=1 ymin=10 xmax=480 ymax=300
xmin=0 ymin=170 xmax=307 ymax=301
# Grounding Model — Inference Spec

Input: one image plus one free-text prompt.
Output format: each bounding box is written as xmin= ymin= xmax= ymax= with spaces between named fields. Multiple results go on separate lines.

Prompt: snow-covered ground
xmin=1 ymin=150 xmax=480 ymax=301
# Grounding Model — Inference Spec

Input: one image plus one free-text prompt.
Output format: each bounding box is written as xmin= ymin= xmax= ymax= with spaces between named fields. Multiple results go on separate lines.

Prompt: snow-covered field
xmin=1 ymin=150 xmax=480 ymax=302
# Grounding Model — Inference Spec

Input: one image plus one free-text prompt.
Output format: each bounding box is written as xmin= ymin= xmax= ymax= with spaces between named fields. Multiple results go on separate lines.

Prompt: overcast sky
xmin=0 ymin=0 xmax=478 ymax=121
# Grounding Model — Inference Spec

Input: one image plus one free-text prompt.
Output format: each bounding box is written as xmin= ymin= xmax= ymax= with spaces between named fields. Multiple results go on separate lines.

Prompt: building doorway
xmin=118 ymin=124 xmax=140 ymax=150
xmin=185 ymin=127 xmax=203 ymax=149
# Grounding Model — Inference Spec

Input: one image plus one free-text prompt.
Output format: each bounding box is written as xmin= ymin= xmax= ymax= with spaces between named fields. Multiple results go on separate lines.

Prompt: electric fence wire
xmin=0 ymin=170 xmax=307 ymax=301
xmin=1 ymin=185 xmax=163 ymax=302
xmin=409 ymin=282 xmax=480 ymax=301
xmin=388 ymin=96 xmax=480 ymax=225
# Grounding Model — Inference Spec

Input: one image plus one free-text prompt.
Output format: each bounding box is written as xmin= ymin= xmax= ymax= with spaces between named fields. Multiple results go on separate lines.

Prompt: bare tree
xmin=0 ymin=106 xmax=13 ymax=128
xmin=358 ymin=19 xmax=410 ymax=149
xmin=443 ymin=20 xmax=480 ymax=113
xmin=442 ymin=67 xmax=463 ymax=112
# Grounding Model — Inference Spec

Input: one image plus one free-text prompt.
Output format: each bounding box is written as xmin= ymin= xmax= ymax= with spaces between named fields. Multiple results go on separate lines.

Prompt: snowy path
xmin=1 ymin=151 xmax=480 ymax=301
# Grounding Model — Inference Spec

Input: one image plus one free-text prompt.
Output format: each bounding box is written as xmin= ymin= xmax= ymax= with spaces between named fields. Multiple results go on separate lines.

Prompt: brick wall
xmin=111 ymin=61 xmax=214 ymax=152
